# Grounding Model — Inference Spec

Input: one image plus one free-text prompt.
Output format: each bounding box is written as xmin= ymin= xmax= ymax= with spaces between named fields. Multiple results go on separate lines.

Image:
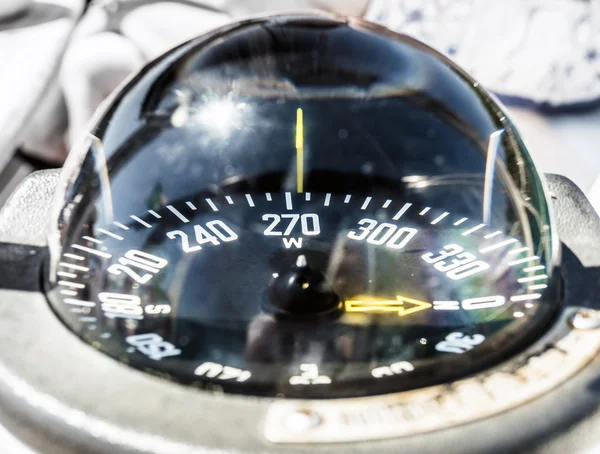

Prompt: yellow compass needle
xmin=344 ymin=295 xmax=432 ymax=317
xmin=295 ymin=107 xmax=304 ymax=193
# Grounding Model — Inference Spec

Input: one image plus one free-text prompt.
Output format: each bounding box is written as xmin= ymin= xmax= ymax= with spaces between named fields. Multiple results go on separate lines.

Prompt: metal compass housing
xmin=41 ymin=12 xmax=570 ymax=445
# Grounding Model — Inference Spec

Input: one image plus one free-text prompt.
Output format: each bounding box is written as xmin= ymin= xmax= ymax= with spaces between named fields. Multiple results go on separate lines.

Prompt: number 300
xmin=348 ymin=218 xmax=417 ymax=250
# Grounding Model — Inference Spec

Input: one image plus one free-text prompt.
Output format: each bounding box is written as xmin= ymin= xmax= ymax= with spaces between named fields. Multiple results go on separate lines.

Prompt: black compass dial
xmin=46 ymin=14 xmax=558 ymax=398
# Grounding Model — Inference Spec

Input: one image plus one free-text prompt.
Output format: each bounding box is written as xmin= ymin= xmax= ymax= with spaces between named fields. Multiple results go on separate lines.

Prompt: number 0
xmin=386 ymin=227 xmax=418 ymax=249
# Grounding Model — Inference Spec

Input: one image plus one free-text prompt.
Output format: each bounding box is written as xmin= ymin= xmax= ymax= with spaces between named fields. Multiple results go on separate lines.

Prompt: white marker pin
xmin=97 ymin=228 xmax=123 ymax=241
xmin=60 ymin=290 xmax=78 ymax=296
xmin=508 ymin=256 xmax=539 ymax=266
xmin=68 ymin=308 xmax=86 ymax=314
xmin=509 ymin=247 xmax=530 ymax=255
xmin=430 ymin=212 xmax=449 ymax=225
xmin=130 ymin=215 xmax=152 ymax=228
xmin=524 ymin=265 xmax=545 ymax=272
xmin=518 ymin=275 xmax=548 ymax=283
xmin=59 ymin=263 xmax=89 ymax=272
xmin=167 ymin=205 xmax=189 ymax=223
xmin=462 ymin=223 xmax=485 ymax=236
xmin=484 ymin=231 xmax=502 ymax=239
xmin=479 ymin=238 xmax=518 ymax=254
xmin=205 ymin=199 xmax=219 ymax=212
xmin=63 ymin=299 xmax=95 ymax=307
xmin=393 ymin=203 xmax=412 ymax=220
xmin=361 ymin=197 xmax=372 ymax=210
xmin=58 ymin=281 xmax=85 ymax=289
xmin=72 ymin=244 xmax=112 ymax=259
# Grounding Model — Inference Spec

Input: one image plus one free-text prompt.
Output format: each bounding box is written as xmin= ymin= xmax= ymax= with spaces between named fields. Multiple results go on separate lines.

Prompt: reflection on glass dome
xmin=47 ymin=13 xmax=558 ymax=399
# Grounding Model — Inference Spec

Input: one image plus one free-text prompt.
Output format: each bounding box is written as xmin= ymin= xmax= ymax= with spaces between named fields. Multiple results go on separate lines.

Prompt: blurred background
xmin=1 ymin=0 xmax=599 ymax=209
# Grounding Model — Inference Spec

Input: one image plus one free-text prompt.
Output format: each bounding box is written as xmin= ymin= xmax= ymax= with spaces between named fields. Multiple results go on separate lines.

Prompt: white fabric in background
xmin=23 ymin=0 xmax=370 ymax=162
xmin=366 ymin=0 xmax=600 ymax=213
xmin=0 ymin=0 xmax=83 ymax=166
xmin=0 ymin=0 xmax=33 ymax=19
xmin=59 ymin=2 xmax=231 ymax=148
xmin=366 ymin=0 xmax=600 ymax=107
xmin=506 ymin=106 xmax=600 ymax=194
xmin=3 ymin=0 xmax=599 ymax=214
